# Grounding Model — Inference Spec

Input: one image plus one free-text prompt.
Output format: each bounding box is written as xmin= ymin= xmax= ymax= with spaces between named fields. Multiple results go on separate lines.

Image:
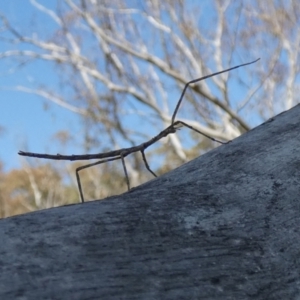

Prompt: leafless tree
xmin=0 ymin=159 xmax=76 ymax=218
xmin=1 ymin=0 xmax=299 ymax=204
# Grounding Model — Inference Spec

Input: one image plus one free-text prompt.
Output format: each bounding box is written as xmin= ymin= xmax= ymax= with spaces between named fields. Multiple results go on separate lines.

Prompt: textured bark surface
xmin=1 ymin=104 xmax=300 ymax=300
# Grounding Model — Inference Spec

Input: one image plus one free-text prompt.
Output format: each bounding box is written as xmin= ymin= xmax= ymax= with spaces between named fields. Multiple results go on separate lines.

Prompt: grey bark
xmin=1 ymin=104 xmax=300 ymax=300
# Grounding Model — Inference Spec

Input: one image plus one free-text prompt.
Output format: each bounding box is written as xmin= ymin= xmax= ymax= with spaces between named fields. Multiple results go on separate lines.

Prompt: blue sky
xmin=0 ymin=1 xmax=81 ymax=172
xmin=0 ymin=1 xmax=264 ymax=174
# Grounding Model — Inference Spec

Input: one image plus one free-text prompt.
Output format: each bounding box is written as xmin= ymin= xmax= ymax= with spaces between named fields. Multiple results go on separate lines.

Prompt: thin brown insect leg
xmin=76 ymin=156 xmax=122 ymax=203
xmin=171 ymin=59 xmax=260 ymax=124
xmin=174 ymin=121 xmax=228 ymax=144
xmin=141 ymin=149 xmax=157 ymax=177
xmin=76 ymin=170 xmax=85 ymax=204
xmin=120 ymin=153 xmax=130 ymax=190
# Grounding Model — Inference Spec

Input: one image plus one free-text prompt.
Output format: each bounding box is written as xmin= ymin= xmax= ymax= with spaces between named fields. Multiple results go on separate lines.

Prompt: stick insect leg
xmin=141 ymin=149 xmax=157 ymax=177
xmin=174 ymin=120 xmax=228 ymax=144
xmin=120 ymin=152 xmax=130 ymax=191
xmin=76 ymin=156 xmax=121 ymax=203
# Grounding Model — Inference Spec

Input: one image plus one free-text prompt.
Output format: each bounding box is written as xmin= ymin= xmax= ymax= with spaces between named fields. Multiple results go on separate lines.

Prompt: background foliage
xmin=1 ymin=0 xmax=299 ymax=217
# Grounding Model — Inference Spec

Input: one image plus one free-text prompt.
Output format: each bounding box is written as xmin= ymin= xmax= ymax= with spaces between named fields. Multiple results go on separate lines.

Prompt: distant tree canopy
xmin=1 ymin=0 xmax=300 ymax=216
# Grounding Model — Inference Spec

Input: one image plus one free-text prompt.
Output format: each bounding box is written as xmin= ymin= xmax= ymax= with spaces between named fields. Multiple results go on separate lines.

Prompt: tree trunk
xmin=1 ymin=104 xmax=300 ymax=300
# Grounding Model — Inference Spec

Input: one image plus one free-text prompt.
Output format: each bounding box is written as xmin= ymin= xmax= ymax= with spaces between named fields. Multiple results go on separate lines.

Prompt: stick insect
xmin=19 ymin=58 xmax=260 ymax=203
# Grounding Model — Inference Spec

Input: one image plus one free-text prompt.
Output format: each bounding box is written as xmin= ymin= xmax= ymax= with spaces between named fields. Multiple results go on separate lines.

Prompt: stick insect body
xmin=19 ymin=58 xmax=260 ymax=203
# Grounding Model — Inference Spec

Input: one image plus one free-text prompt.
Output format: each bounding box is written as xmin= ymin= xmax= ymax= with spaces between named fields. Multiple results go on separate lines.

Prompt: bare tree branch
xmin=7 ymin=0 xmax=300 ymax=206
